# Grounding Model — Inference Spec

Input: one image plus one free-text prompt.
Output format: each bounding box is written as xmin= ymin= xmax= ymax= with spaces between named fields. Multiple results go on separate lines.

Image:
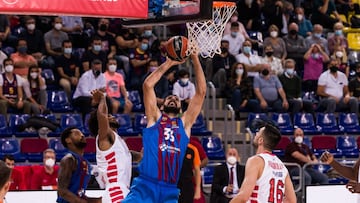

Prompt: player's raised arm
xmin=143 ymin=58 xmax=185 ymax=125
xmin=182 ymin=53 xmax=206 ymax=131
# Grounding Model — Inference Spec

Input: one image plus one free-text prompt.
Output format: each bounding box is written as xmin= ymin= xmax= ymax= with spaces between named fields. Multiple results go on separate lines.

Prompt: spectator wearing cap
xmin=72 ymin=59 xmax=106 ymax=120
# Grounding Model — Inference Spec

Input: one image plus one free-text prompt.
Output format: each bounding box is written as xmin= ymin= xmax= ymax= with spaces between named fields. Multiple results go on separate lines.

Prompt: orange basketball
xmin=165 ymin=36 xmax=189 ymax=61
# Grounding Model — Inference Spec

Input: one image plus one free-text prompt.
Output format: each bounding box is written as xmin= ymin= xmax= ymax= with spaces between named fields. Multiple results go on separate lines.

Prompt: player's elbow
xmin=196 ymin=87 xmax=206 ymax=98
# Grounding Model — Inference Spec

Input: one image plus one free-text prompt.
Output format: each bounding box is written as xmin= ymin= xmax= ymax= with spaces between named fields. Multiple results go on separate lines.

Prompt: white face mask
xmin=45 ymin=158 xmax=55 ymax=167
xmin=30 ymin=72 xmax=38 ymax=79
xmin=54 ymin=23 xmax=62 ymax=30
xmin=5 ymin=65 xmax=13 ymax=73
xmin=227 ymin=156 xmax=237 ymax=165
xmin=270 ymin=31 xmax=278 ymax=38
xmin=180 ymin=78 xmax=189 ymax=84
xmin=294 ymin=136 xmax=303 ymax=144
xmin=27 ymin=23 xmax=35 ymax=31
xmin=149 ymin=66 xmax=158 ymax=72
xmin=108 ymin=64 xmax=117 ymax=72
xmin=297 ymin=14 xmax=303 ymax=21
xmin=236 ymin=69 xmax=244 ymax=75
xmin=335 ymin=51 xmax=343 ymax=58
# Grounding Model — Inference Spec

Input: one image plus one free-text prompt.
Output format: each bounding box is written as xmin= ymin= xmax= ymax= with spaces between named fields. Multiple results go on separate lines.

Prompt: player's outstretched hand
xmin=320 ymin=151 xmax=334 ymax=164
xmin=91 ymin=89 xmax=105 ymax=104
xmin=346 ymin=180 xmax=360 ymax=193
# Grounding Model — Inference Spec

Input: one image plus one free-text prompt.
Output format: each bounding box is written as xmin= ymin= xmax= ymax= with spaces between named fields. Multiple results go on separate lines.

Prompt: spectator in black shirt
xmin=55 ymin=40 xmax=80 ymax=101
xmin=349 ymin=63 xmax=360 ymax=101
xmin=92 ymin=18 xmax=117 ymax=59
xmin=236 ymin=0 xmax=262 ymax=31
xmin=81 ymin=36 xmax=107 ymax=73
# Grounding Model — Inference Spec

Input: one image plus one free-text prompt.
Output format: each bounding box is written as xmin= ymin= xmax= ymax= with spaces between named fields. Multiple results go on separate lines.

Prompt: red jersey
xmin=30 ymin=165 xmax=59 ymax=190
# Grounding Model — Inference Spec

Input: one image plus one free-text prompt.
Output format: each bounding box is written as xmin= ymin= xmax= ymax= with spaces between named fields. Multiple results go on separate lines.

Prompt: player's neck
xmin=256 ymin=146 xmax=271 ymax=154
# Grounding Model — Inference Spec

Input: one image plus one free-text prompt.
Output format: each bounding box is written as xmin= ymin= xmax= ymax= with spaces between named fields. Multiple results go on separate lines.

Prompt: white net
xmin=186 ymin=2 xmax=237 ymax=58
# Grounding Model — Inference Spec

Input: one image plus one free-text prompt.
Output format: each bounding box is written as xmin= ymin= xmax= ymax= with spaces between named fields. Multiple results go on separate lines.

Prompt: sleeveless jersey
xmin=56 ymin=152 xmax=91 ymax=203
xmin=248 ymin=153 xmax=288 ymax=203
xmin=96 ymin=131 xmax=132 ymax=202
xmin=2 ymin=73 xmax=18 ymax=99
xmin=139 ymin=114 xmax=189 ymax=184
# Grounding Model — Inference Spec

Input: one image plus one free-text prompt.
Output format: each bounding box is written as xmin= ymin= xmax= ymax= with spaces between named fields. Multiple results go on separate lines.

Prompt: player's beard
xmin=74 ymin=141 xmax=87 ymax=149
xmin=163 ymin=106 xmax=180 ymax=115
xmin=252 ymin=139 xmax=259 ymax=150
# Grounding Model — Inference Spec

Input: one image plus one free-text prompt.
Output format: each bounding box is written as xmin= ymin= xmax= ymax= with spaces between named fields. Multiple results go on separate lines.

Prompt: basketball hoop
xmin=186 ymin=1 xmax=236 ymax=58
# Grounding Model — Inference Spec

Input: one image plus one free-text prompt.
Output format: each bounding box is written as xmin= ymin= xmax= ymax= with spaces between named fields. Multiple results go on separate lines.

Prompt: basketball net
xmin=186 ymin=2 xmax=236 ymax=58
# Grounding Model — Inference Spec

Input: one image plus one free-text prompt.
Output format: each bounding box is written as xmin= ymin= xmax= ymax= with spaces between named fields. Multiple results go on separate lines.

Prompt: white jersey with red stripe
xmin=247 ymin=153 xmax=288 ymax=203
xmin=96 ymin=131 xmax=132 ymax=203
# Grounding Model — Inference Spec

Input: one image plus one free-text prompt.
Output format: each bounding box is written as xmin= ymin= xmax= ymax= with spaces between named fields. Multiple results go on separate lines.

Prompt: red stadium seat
xmin=20 ymin=138 xmax=48 ymax=162
xmin=125 ymin=137 xmax=143 ymax=152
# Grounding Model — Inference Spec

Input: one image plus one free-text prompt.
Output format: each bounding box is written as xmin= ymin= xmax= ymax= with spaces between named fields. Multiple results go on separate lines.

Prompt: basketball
xmin=165 ymin=36 xmax=189 ymax=61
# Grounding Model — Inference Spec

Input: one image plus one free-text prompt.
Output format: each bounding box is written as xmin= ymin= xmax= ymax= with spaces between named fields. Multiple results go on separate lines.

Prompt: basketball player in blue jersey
xmin=123 ymin=52 xmax=206 ymax=203
xmin=57 ymin=127 xmax=101 ymax=203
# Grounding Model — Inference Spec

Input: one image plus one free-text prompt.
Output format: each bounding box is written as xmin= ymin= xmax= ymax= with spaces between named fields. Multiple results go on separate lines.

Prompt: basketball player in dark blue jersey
xmin=57 ymin=127 xmax=101 ymax=203
xmin=123 ymin=52 xmax=206 ymax=203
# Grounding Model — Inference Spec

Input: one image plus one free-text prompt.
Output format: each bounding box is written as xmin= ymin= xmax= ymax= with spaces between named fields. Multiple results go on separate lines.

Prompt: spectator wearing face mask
xmin=295 ymin=7 xmax=313 ymax=38
xmin=303 ymin=43 xmax=330 ymax=92
xmin=222 ymin=22 xmax=246 ymax=56
xmin=173 ymin=69 xmax=195 ymax=112
xmin=44 ymin=17 xmax=69 ymax=58
xmin=104 ymin=58 xmax=132 ymax=114
xmin=305 ymin=24 xmax=329 ymax=54
xmin=284 ymin=128 xmax=328 ymax=185
xmin=327 ymin=22 xmax=348 ymax=55
xmin=128 ymin=37 xmax=151 ymax=91
xmin=91 ymin=18 xmax=117 ymax=59
xmin=263 ymin=24 xmax=287 ymax=61
xmin=81 ymin=36 xmax=107 ymax=73
xmin=229 ymin=62 xmax=260 ymax=116
xmin=236 ymin=0 xmax=262 ymax=31
xmin=279 ymin=59 xmax=314 ymax=118
xmin=317 ymin=58 xmax=358 ymax=113
xmin=253 ymin=65 xmax=289 ymax=113
xmin=210 ymin=148 xmax=245 ymax=203
xmin=73 ymin=59 xmax=106 ymax=120
xmin=331 ymin=45 xmax=349 ymax=77
xmin=10 ymin=38 xmax=37 ymax=78
xmin=261 ymin=45 xmax=283 ymax=76
xmin=30 ymin=149 xmax=59 ymax=190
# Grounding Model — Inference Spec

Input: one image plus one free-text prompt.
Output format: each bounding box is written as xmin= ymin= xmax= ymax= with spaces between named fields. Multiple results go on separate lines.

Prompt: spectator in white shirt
xmin=261 ymin=45 xmax=283 ymax=76
xmin=172 ymin=69 xmax=195 ymax=112
xmin=222 ymin=22 xmax=246 ymax=56
xmin=72 ymin=59 xmax=106 ymax=120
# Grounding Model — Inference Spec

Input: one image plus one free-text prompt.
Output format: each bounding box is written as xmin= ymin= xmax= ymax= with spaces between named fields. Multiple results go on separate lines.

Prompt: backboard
xmin=121 ymin=0 xmax=213 ymax=27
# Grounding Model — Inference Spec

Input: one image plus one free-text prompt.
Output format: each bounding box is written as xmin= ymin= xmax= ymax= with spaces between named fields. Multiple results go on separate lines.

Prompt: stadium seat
xmin=114 ymin=114 xmax=139 ymax=136
xmin=347 ymin=33 xmax=360 ymax=51
xmin=133 ymin=113 xmax=147 ymax=134
xmin=41 ymin=69 xmax=57 ymax=90
xmin=0 ymin=138 xmax=26 ymax=162
xmin=202 ymin=164 xmax=218 ymax=186
xmin=311 ymin=135 xmax=340 ymax=157
xmin=271 ymin=113 xmax=294 ymax=135
xmin=84 ymin=137 xmax=96 ymax=162
xmin=9 ymin=114 xmax=37 ymax=137
xmin=128 ymin=90 xmax=144 ymax=112
xmin=191 ymin=113 xmax=212 ymax=136
xmin=272 ymin=136 xmax=291 ymax=158
xmin=20 ymin=138 xmax=49 ymax=162
xmin=337 ymin=136 xmax=359 ymax=158
xmin=47 ymin=90 xmax=73 ymax=113
xmin=338 ymin=113 xmax=360 ymax=134
xmin=201 ymin=136 xmax=225 ymax=160
xmin=293 ymin=113 xmax=319 ymax=135
xmin=316 ymin=113 xmax=340 ymax=134
xmin=0 ymin=114 xmax=11 ymax=137
xmin=125 ymin=137 xmax=143 ymax=152
xmin=247 ymin=113 xmax=268 ymax=133
xmin=60 ymin=114 xmax=84 ymax=130
xmin=49 ymin=138 xmax=69 ymax=161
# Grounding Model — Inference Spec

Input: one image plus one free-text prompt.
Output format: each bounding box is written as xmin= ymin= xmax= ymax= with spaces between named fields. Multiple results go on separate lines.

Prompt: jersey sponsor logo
xmin=272 ymin=171 xmax=284 ymax=178
xmin=159 ymin=143 xmax=181 ymax=153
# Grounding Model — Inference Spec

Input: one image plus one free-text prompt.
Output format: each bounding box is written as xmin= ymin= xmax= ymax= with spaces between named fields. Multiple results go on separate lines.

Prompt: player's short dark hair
xmin=262 ymin=123 xmax=282 ymax=151
xmin=3 ymin=154 xmax=14 ymax=162
xmin=88 ymin=110 xmax=99 ymax=137
xmin=61 ymin=127 xmax=77 ymax=148
xmin=0 ymin=160 xmax=11 ymax=189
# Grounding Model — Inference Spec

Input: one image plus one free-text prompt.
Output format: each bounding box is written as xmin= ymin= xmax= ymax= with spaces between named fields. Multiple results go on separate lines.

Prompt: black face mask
xmin=99 ymin=24 xmax=107 ymax=31
xmin=221 ymin=47 xmax=228 ymax=53
xmin=356 ymin=72 xmax=360 ymax=77
xmin=93 ymin=69 xmax=101 ymax=77
xmin=265 ymin=51 xmax=273 ymax=57
xmin=289 ymin=29 xmax=297 ymax=35
xmin=330 ymin=66 xmax=338 ymax=73
xmin=262 ymin=69 xmax=270 ymax=76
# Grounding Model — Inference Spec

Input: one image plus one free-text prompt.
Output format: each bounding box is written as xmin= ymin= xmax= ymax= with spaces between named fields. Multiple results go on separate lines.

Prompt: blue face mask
xmin=141 ymin=43 xmax=148 ymax=51
xmin=243 ymin=46 xmax=251 ymax=54
xmin=93 ymin=45 xmax=102 ymax=52
xmin=335 ymin=29 xmax=343 ymax=36
xmin=286 ymin=69 xmax=295 ymax=75
xmin=144 ymin=30 xmax=152 ymax=37
xmin=314 ymin=33 xmax=322 ymax=38
xmin=18 ymin=46 xmax=27 ymax=54
xmin=231 ymin=31 xmax=237 ymax=38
